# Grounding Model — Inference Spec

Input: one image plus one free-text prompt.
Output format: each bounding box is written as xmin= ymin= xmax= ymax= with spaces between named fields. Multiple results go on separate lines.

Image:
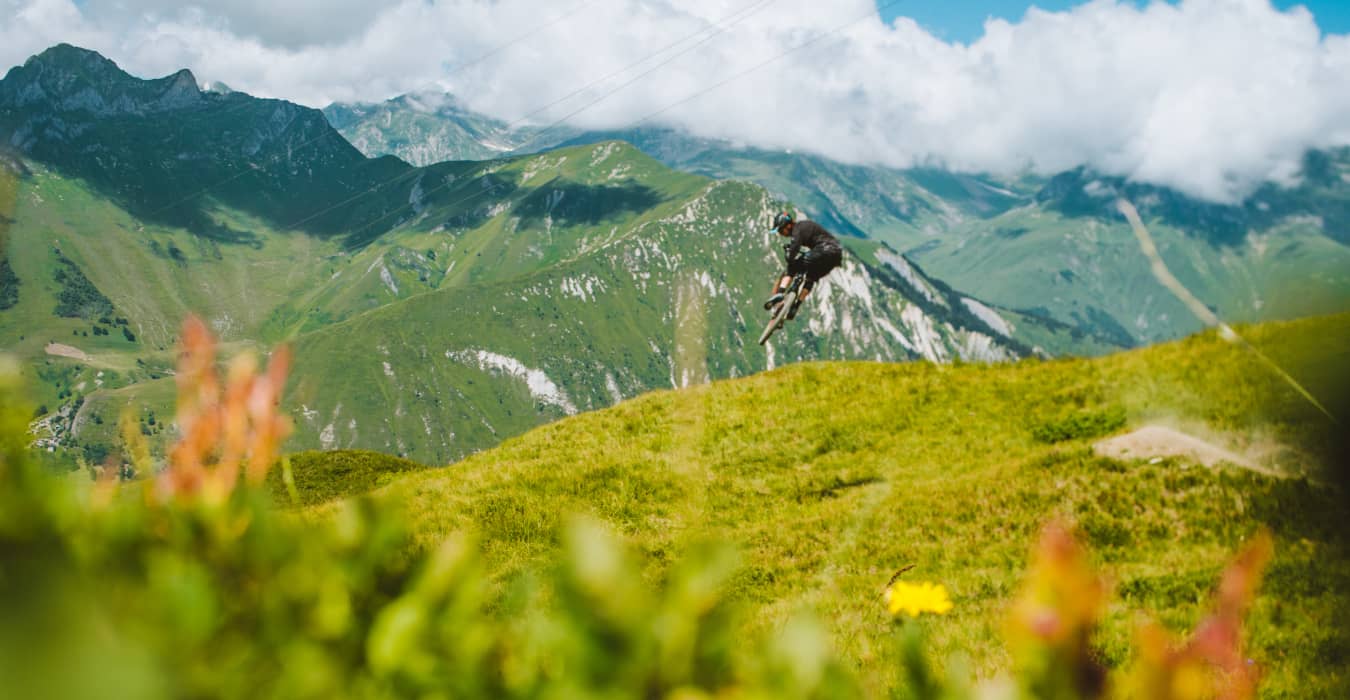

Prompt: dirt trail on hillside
xmin=1093 ymin=425 xmax=1285 ymax=478
xmin=45 ymin=343 xmax=92 ymax=362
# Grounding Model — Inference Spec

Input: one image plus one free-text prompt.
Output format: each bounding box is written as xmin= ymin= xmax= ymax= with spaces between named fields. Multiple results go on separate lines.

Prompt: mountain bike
xmin=757 ymin=249 xmax=806 ymax=346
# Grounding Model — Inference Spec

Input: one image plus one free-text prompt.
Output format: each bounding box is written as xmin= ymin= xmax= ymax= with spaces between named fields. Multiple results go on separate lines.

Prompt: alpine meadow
xmin=3 ymin=4 xmax=1350 ymax=697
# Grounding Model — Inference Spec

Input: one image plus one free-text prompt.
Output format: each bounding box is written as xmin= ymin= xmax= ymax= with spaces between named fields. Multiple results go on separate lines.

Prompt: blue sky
xmin=879 ymin=1 xmax=1350 ymax=42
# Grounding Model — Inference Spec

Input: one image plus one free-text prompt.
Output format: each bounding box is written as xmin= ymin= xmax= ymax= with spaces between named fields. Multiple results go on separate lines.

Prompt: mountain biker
xmin=764 ymin=211 xmax=843 ymax=320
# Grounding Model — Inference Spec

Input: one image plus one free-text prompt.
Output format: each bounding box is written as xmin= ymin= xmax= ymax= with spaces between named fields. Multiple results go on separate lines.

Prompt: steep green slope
xmin=0 ymin=163 xmax=349 ymax=350
xmin=321 ymin=312 xmax=1350 ymax=696
xmin=281 ymin=144 xmax=1049 ymax=463
xmin=0 ymin=161 xmax=352 ymax=451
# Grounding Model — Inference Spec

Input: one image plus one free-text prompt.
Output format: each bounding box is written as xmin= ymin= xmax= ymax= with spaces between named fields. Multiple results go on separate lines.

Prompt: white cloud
xmin=80 ymin=1 xmax=402 ymax=49
xmin=3 ymin=0 xmax=1350 ymax=202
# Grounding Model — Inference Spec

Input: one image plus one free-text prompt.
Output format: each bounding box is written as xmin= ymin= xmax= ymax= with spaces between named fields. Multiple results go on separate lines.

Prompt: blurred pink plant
xmin=1127 ymin=531 xmax=1273 ymax=700
xmin=159 ymin=315 xmax=291 ymax=504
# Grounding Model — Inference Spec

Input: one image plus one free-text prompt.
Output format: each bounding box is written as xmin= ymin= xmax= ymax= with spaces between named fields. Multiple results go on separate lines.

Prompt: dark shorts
xmin=788 ymin=246 xmax=843 ymax=289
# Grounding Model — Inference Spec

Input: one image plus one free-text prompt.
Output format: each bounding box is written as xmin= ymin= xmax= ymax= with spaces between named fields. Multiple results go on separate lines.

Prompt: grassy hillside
xmin=0 ymin=163 xmax=347 ymax=350
xmin=315 ymin=312 xmax=1350 ymax=696
xmin=266 ymin=449 xmax=432 ymax=507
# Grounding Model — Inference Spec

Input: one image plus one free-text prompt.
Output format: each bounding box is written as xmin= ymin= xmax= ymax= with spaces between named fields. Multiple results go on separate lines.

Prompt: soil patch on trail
xmin=1093 ymin=425 xmax=1283 ymax=476
xmin=45 ymin=343 xmax=92 ymax=362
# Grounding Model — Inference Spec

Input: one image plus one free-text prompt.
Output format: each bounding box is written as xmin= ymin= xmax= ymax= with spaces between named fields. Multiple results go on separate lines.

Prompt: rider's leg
xmin=789 ymin=249 xmax=838 ymax=320
xmin=787 ymin=282 xmax=813 ymax=320
xmin=765 ymin=274 xmax=793 ymax=310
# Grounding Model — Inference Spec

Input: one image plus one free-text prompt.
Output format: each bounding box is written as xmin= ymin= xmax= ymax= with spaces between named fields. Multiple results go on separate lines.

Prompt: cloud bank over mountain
xmin=3 ymin=0 xmax=1349 ymax=202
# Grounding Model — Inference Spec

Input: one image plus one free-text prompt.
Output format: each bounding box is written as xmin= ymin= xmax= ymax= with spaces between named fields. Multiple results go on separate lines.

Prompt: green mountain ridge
xmin=328 ymin=94 xmax=1350 ymax=346
xmin=0 ymin=45 xmax=1102 ymax=465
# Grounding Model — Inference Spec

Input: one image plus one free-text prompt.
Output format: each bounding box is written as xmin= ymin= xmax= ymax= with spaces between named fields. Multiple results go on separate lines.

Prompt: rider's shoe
xmin=763 ymin=292 xmax=785 ymax=311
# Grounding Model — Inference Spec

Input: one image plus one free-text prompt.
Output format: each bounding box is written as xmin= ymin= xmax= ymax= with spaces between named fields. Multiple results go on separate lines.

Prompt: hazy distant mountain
xmin=323 ymin=93 xmax=578 ymax=165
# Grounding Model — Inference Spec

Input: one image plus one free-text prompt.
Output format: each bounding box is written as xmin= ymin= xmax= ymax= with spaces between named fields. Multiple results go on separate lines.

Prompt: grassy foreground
xmin=319 ymin=312 xmax=1350 ymax=695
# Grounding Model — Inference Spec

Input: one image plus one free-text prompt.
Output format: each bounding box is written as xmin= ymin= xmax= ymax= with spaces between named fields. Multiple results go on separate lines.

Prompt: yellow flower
xmin=885 ymin=580 xmax=954 ymax=618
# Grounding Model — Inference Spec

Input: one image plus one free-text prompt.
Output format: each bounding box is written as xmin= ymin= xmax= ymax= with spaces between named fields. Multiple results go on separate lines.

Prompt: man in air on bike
xmin=764 ymin=211 xmax=843 ymax=320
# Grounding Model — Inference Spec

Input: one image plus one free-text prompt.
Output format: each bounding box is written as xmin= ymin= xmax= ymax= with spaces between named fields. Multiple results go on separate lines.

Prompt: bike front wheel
xmin=757 ymin=289 xmax=797 ymax=346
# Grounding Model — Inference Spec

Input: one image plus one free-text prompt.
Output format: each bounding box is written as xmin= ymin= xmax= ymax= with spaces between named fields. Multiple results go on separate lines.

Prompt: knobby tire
xmin=757 ymin=288 xmax=797 ymax=345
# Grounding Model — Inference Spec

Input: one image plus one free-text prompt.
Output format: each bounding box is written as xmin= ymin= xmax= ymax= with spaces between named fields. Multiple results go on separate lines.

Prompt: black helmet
xmin=770 ymin=211 xmax=794 ymax=232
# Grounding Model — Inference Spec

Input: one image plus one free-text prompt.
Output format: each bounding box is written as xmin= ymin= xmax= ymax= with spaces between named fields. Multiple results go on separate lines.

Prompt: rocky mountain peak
xmin=2 ymin=44 xmax=201 ymax=115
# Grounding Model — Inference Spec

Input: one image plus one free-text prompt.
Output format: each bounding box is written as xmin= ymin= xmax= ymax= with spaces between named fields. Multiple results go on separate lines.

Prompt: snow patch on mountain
xmin=961 ymin=297 xmax=1012 ymax=337
xmin=956 ymin=332 xmax=1001 ymax=362
xmin=978 ymin=180 xmax=1017 ymax=197
xmin=696 ymin=270 xmax=722 ymax=297
xmin=901 ymin=304 xmax=948 ymax=363
xmin=560 ymin=274 xmax=606 ymax=301
xmin=831 ymin=262 xmax=876 ymax=312
xmin=379 ymin=264 xmax=399 ymax=296
xmin=877 ymin=249 xmax=943 ymax=306
xmin=590 ymin=142 xmax=620 ymax=166
xmin=447 ymin=349 xmax=577 ymax=415
xmin=873 ymin=314 xmax=915 ymax=353
xmin=320 ymin=423 xmax=336 ymax=450
xmin=605 ymin=373 xmax=624 ymax=404
xmin=521 ymin=155 xmax=567 ymax=183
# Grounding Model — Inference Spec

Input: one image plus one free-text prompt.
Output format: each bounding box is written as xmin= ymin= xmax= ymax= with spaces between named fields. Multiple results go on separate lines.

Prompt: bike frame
xmin=757 ymin=269 xmax=807 ymax=346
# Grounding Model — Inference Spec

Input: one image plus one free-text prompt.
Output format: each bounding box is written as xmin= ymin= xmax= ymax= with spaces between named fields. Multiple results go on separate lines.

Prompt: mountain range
xmin=0 ymin=45 xmax=1103 ymax=465
xmin=326 ymin=93 xmax=1350 ymax=347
